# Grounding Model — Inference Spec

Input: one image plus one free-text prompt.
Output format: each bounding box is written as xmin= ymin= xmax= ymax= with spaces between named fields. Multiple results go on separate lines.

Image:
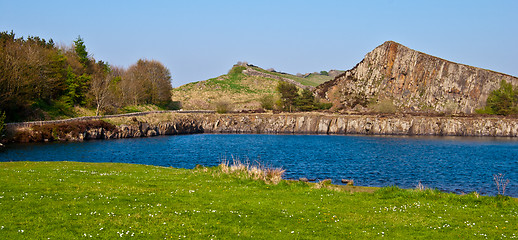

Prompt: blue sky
xmin=1 ymin=0 xmax=517 ymax=87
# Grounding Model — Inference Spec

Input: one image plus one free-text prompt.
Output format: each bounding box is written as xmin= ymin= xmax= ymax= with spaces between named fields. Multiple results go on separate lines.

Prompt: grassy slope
xmin=0 ymin=161 xmax=516 ymax=239
xmin=171 ymin=66 xmax=280 ymax=110
xmin=171 ymin=66 xmax=339 ymax=110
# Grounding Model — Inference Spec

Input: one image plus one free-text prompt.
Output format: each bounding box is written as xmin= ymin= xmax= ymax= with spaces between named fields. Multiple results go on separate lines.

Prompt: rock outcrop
xmin=6 ymin=113 xmax=518 ymax=143
xmin=316 ymin=41 xmax=518 ymax=114
xmin=198 ymin=113 xmax=518 ymax=137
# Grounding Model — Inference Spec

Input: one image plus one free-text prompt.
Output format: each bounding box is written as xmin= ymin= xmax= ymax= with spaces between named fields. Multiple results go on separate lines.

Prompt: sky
xmin=1 ymin=0 xmax=517 ymax=87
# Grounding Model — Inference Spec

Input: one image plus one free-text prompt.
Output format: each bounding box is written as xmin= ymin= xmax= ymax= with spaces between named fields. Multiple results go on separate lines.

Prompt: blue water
xmin=1 ymin=134 xmax=517 ymax=197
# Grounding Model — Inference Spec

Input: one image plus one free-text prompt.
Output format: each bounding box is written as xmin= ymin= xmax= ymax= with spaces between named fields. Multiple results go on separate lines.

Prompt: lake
xmin=1 ymin=134 xmax=517 ymax=197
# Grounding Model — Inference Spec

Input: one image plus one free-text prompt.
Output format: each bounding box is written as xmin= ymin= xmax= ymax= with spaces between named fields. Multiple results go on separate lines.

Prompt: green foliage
xmin=275 ymin=82 xmax=328 ymax=112
xmin=63 ymin=67 xmax=91 ymax=106
xmin=296 ymin=89 xmax=318 ymax=111
xmin=320 ymin=70 xmax=328 ymax=76
xmin=317 ymin=102 xmax=333 ymax=110
xmin=259 ymin=95 xmax=275 ymax=110
xmin=228 ymin=65 xmax=246 ymax=75
xmin=276 ymin=81 xmax=299 ymax=111
xmin=0 ymin=161 xmax=516 ymax=239
xmin=73 ymin=36 xmax=90 ymax=68
xmin=477 ymin=80 xmax=518 ymax=115
xmin=0 ymin=31 xmax=176 ymax=121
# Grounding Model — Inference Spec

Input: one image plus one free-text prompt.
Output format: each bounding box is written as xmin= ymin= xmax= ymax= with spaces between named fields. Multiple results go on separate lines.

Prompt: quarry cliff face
xmin=8 ymin=113 xmax=518 ymax=143
xmin=316 ymin=41 xmax=518 ymax=114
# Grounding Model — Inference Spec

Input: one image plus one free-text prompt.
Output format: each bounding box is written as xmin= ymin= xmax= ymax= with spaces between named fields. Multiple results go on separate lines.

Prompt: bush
xmin=317 ymin=102 xmax=333 ymax=110
xmin=476 ymin=80 xmax=518 ymax=115
xmin=227 ymin=65 xmax=246 ymax=75
xmin=259 ymin=95 xmax=275 ymax=110
xmin=369 ymin=98 xmax=397 ymax=113
xmin=215 ymin=101 xmax=232 ymax=114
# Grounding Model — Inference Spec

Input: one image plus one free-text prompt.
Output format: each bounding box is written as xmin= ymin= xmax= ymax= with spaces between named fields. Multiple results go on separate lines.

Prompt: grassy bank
xmin=0 ymin=162 xmax=516 ymax=239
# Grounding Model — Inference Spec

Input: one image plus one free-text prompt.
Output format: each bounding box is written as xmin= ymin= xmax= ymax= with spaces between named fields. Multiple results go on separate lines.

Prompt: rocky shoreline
xmin=4 ymin=112 xmax=518 ymax=143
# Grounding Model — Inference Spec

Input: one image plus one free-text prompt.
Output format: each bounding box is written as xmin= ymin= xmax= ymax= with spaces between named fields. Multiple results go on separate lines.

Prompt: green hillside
xmin=171 ymin=65 xmax=340 ymax=110
xmin=171 ymin=65 xmax=280 ymax=110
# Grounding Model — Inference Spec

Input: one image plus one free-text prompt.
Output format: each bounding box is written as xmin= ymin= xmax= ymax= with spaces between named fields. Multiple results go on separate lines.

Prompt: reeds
xmin=219 ymin=157 xmax=285 ymax=185
xmin=493 ymin=173 xmax=510 ymax=196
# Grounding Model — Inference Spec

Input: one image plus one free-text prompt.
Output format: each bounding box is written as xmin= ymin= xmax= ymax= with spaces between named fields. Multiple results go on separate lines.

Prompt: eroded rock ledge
xmin=6 ymin=112 xmax=518 ymax=143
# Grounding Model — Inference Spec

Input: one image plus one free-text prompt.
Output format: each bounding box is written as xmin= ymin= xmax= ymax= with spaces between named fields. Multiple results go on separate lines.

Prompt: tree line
xmin=260 ymin=81 xmax=332 ymax=112
xmin=0 ymin=31 xmax=174 ymax=122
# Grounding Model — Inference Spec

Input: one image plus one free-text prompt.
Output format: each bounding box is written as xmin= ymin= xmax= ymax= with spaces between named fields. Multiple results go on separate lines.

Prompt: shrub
xmin=476 ymin=80 xmax=518 ymax=115
xmin=215 ymin=101 xmax=232 ymax=114
xmin=259 ymin=95 xmax=275 ymax=110
xmin=369 ymin=98 xmax=397 ymax=113
xmin=227 ymin=65 xmax=246 ymax=75
xmin=317 ymin=102 xmax=333 ymax=110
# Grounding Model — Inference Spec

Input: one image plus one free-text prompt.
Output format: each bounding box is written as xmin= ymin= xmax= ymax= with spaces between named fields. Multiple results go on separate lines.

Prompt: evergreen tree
xmin=296 ymin=89 xmax=317 ymax=111
xmin=74 ymin=36 xmax=90 ymax=69
xmin=276 ymin=81 xmax=299 ymax=112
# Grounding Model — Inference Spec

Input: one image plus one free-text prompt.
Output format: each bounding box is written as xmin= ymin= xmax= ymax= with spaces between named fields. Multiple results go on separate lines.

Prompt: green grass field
xmin=0 ymin=161 xmax=516 ymax=239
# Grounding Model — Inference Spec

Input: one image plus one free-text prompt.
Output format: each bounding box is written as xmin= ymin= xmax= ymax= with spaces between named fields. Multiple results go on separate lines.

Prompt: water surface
xmin=1 ymin=134 xmax=517 ymax=197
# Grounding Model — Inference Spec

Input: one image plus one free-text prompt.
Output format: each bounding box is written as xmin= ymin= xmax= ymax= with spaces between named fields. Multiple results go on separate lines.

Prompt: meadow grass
xmin=0 ymin=161 xmax=516 ymax=239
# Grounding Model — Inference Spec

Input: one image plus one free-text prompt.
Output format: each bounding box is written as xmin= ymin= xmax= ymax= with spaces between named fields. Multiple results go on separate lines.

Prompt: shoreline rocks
xmin=5 ymin=112 xmax=518 ymax=143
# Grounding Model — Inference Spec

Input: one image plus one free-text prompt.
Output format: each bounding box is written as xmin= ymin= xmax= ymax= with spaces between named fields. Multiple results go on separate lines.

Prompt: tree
xmin=74 ymin=36 xmax=90 ymax=69
xmin=89 ymin=61 xmax=112 ymax=116
xmin=0 ymin=31 xmax=68 ymax=121
xmin=320 ymin=70 xmax=329 ymax=76
xmin=479 ymin=80 xmax=518 ymax=115
xmin=122 ymin=59 xmax=172 ymax=106
xmin=276 ymin=81 xmax=299 ymax=112
xmin=296 ymin=89 xmax=317 ymax=111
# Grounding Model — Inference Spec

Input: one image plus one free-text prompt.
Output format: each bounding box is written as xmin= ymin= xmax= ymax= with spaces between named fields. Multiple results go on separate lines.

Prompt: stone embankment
xmin=5 ymin=112 xmax=518 ymax=143
xmin=199 ymin=113 xmax=518 ymax=136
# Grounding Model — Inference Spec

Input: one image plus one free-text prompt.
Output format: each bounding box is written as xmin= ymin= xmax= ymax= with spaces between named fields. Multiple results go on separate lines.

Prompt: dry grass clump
xmin=314 ymin=179 xmax=333 ymax=189
xmin=415 ymin=181 xmax=426 ymax=191
xmin=219 ymin=157 xmax=285 ymax=185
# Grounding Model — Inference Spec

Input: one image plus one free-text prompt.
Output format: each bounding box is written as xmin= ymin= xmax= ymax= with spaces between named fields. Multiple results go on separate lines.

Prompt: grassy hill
xmin=0 ymin=161 xmax=516 ymax=239
xmin=171 ymin=65 xmax=280 ymax=110
xmin=171 ymin=65 xmax=342 ymax=110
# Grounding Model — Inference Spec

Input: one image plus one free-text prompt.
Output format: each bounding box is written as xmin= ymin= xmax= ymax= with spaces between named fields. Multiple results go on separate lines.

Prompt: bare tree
xmin=121 ymin=59 xmax=172 ymax=106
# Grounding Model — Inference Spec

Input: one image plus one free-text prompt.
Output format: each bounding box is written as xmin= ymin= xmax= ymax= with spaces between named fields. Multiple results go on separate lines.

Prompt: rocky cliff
xmin=199 ymin=113 xmax=518 ymax=137
xmin=315 ymin=41 xmax=518 ymax=114
xmin=7 ymin=113 xmax=518 ymax=143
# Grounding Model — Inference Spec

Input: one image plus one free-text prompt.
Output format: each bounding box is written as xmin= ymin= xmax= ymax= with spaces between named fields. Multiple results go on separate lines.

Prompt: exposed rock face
xmin=316 ymin=41 xmax=518 ymax=114
xmin=7 ymin=113 xmax=518 ymax=143
xmin=199 ymin=113 xmax=518 ymax=137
